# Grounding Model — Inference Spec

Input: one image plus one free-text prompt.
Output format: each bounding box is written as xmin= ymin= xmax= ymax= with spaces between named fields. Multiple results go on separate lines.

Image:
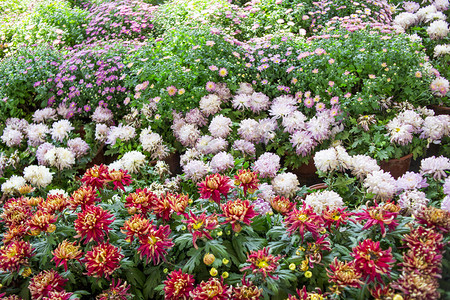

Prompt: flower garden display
xmin=0 ymin=0 xmax=449 ymax=299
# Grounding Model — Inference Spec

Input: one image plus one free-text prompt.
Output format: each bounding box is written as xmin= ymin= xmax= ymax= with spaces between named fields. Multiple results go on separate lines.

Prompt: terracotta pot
xmin=380 ymin=153 xmax=413 ymax=179
xmin=428 ymin=104 xmax=450 ymax=116
xmin=308 ymin=183 xmax=328 ymax=191
xmin=288 ymin=156 xmax=321 ymax=186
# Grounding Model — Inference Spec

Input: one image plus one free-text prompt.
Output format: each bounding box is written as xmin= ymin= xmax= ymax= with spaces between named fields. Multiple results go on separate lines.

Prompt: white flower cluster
xmin=304 ymin=190 xmax=344 ymax=213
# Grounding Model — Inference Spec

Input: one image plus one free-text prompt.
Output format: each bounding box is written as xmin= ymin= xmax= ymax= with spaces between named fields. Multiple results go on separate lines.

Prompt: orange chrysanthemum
xmin=270 ymin=195 xmax=294 ymax=215
xmin=69 ymin=185 xmax=100 ymax=210
xmin=27 ymin=209 xmax=57 ymax=235
xmin=234 ymin=169 xmax=259 ymax=197
xmin=40 ymin=193 xmax=68 ymax=214
xmin=125 ymin=188 xmax=158 ymax=215
xmin=0 ymin=197 xmax=31 ymax=226
xmin=167 ymin=193 xmax=190 ymax=215
xmin=221 ymin=199 xmax=256 ymax=232
xmin=121 ymin=214 xmax=151 ymax=243
xmin=52 ymin=240 xmax=83 ymax=271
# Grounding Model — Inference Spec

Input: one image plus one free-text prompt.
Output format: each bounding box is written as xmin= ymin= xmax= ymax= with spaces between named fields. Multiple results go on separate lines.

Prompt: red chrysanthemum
xmin=137 ymin=224 xmax=174 ymax=265
xmin=415 ymin=206 xmax=450 ymax=233
xmin=350 ymin=239 xmax=395 ymax=283
xmin=42 ymin=290 xmax=73 ymax=300
xmin=97 ymin=279 xmax=131 ymax=300
xmin=270 ymin=195 xmax=294 ymax=215
xmin=74 ymin=205 xmax=114 ymax=244
xmin=0 ymin=295 xmax=22 ymax=300
xmin=0 ymin=240 xmax=34 ymax=272
xmin=107 ymin=169 xmax=133 ymax=191
xmin=0 ymin=197 xmax=31 ymax=226
xmin=183 ymin=211 xmax=219 ymax=249
xmin=326 ymin=258 xmax=363 ymax=291
xmin=400 ymin=247 xmax=442 ymax=277
xmin=283 ymin=202 xmax=323 ymax=241
xmin=125 ymin=188 xmax=158 ymax=215
xmin=40 ymin=193 xmax=69 ymax=214
xmin=28 ymin=270 xmax=67 ymax=299
xmin=322 ymin=207 xmax=355 ymax=231
xmin=153 ymin=194 xmax=173 ymax=221
xmin=27 ymin=209 xmax=57 ymax=235
xmin=190 ymin=278 xmax=231 ymax=300
xmin=287 ymin=286 xmax=325 ymax=300
xmin=163 ymin=269 xmax=195 ymax=300
xmin=198 ymin=174 xmax=232 ymax=205
xmin=234 ymin=169 xmax=259 ymax=197
xmin=167 ymin=193 xmax=190 ymax=216
xmin=121 ymin=214 xmax=152 ymax=243
xmin=84 ymin=242 xmax=123 ymax=278
xmin=305 ymin=234 xmax=331 ymax=266
xmin=241 ymin=247 xmax=282 ymax=280
xmin=221 ymin=198 xmax=257 ymax=232
xmin=69 ymin=185 xmax=100 ymax=210
xmin=80 ymin=164 xmax=111 ymax=190
xmin=369 ymin=284 xmax=395 ymax=300
xmin=403 ymin=226 xmax=444 ymax=252
xmin=355 ymin=203 xmax=398 ymax=237
xmin=2 ymin=224 xmax=29 ymax=245
xmin=231 ymin=276 xmax=262 ymax=300
xmin=52 ymin=240 xmax=83 ymax=271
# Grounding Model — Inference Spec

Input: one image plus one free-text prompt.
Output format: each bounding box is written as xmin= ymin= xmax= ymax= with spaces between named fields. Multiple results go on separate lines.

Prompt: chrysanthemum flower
xmin=40 ymin=193 xmax=68 ymax=214
xmin=107 ymin=169 xmax=132 ymax=191
xmin=403 ymin=226 xmax=444 ymax=252
xmin=42 ymin=290 xmax=73 ymax=300
xmin=283 ymin=203 xmax=323 ymax=241
xmin=190 ymin=278 xmax=231 ymax=300
xmin=166 ymin=193 xmax=190 ymax=215
xmin=234 ymin=169 xmax=259 ymax=197
xmin=355 ymin=203 xmax=399 ymax=237
xmin=0 ymin=197 xmax=31 ymax=226
xmin=137 ymin=224 xmax=174 ymax=265
xmin=221 ymin=199 xmax=257 ymax=232
xmin=74 ymin=205 xmax=114 ymax=244
xmin=415 ymin=206 xmax=450 ymax=233
xmin=322 ymin=207 xmax=354 ymax=231
xmin=392 ymin=271 xmax=440 ymax=300
xmin=270 ymin=196 xmax=294 ymax=215
xmin=163 ymin=269 xmax=195 ymax=300
xmin=52 ymin=240 xmax=82 ymax=271
xmin=27 ymin=209 xmax=57 ymax=235
xmin=400 ymin=247 xmax=442 ymax=277
xmin=350 ymin=239 xmax=395 ymax=283
xmin=81 ymin=164 xmax=111 ymax=190
xmin=121 ymin=214 xmax=151 ymax=243
xmin=198 ymin=174 xmax=232 ymax=205
xmin=69 ymin=186 xmax=100 ymax=210
xmin=2 ymin=224 xmax=28 ymax=245
xmin=84 ymin=242 xmax=123 ymax=278
xmin=0 ymin=240 xmax=34 ymax=272
xmin=369 ymin=284 xmax=395 ymax=300
xmin=125 ymin=188 xmax=158 ymax=215
xmin=327 ymin=258 xmax=363 ymax=292
xmin=153 ymin=194 xmax=173 ymax=221
xmin=97 ymin=279 xmax=131 ymax=300
xmin=183 ymin=211 xmax=219 ymax=249
xmin=241 ymin=247 xmax=282 ymax=280
xmin=231 ymin=276 xmax=262 ymax=300
xmin=28 ymin=270 xmax=67 ymax=299
xmin=287 ymin=286 xmax=325 ymax=300
xmin=271 ymin=172 xmax=299 ymax=198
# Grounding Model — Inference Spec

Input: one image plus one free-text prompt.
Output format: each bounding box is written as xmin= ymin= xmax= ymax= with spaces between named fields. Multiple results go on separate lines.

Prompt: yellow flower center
xmin=256 ymin=259 xmax=269 ymax=269
xmin=297 ymin=214 xmax=308 ymax=222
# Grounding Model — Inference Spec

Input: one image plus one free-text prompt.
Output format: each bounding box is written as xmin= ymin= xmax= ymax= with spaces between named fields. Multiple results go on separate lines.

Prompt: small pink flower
xmin=167 ymin=86 xmax=177 ymax=96
xmin=219 ymin=68 xmax=228 ymax=77
xmin=328 ymin=81 xmax=335 ymax=87
xmin=312 ymin=69 xmax=319 ymax=74
xmin=344 ymin=92 xmax=352 ymax=98
xmin=209 ymin=65 xmax=218 ymax=71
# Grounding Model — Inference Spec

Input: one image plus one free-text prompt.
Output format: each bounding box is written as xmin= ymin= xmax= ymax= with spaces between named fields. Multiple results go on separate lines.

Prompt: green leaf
xmin=182 ymin=248 xmax=203 ymax=273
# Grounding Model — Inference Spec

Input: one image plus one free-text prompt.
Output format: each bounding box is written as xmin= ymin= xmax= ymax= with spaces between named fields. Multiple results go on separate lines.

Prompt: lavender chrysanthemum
xmin=92 ymin=106 xmax=114 ymax=123
xmin=253 ymin=153 xmax=281 ymax=178
xmin=249 ymin=92 xmax=270 ymax=113
xmin=253 ymin=198 xmax=273 ymax=215
xmin=398 ymin=190 xmax=429 ymax=215
xmin=32 ymin=108 xmax=57 ymax=123
xmin=177 ymin=124 xmax=201 ymax=148
xmin=1 ymin=127 xmax=23 ymax=147
xmin=185 ymin=108 xmax=208 ymax=127
xmin=232 ymin=139 xmax=256 ymax=156
xmin=289 ymin=130 xmax=316 ymax=157
xmin=95 ymin=123 xmax=109 ymax=143
xmin=238 ymin=119 xmax=261 ymax=142
xmin=36 ymin=143 xmax=55 ymax=166
xmin=68 ymin=138 xmax=90 ymax=158
xmin=26 ymin=123 xmax=49 ymax=147
xmin=209 ymin=115 xmax=232 ymax=138
xmin=420 ymin=155 xmax=450 ymax=180
xmin=363 ymin=170 xmax=397 ymax=200
xmin=282 ymin=111 xmax=306 ymax=134
xmin=442 ymin=196 xmax=450 ymax=213
xmin=210 ymin=152 xmax=234 ymax=173
xmin=199 ymin=94 xmax=221 ymax=116
xmin=183 ymin=160 xmax=209 ymax=182
xmin=443 ymin=177 xmax=450 ymax=196
xmin=396 ymin=172 xmax=429 ymax=192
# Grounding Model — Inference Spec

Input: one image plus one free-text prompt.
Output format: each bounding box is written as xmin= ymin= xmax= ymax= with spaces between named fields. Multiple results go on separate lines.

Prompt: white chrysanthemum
xmin=307 ymin=115 xmax=331 ymax=142
xmin=351 ymin=155 xmax=381 ymax=180
xmin=398 ymin=190 xmax=429 ymax=215
xmin=92 ymin=106 xmax=114 ymax=123
xmin=67 ymin=138 xmax=90 ymax=158
xmin=430 ymin=76 xmax=449 ymax=97
xmin=1 ymin=127 xmax=23 ymax=147
xmin=209 ymin=115 xmax=232 ymax=138
xmin=196 ymin=135 xmax=214 ymax=155
xmin=232 ymin=94 xmax=251 ymax=110
xmin=397 ymin=110 xmax=423 ymax=133
xmin=249 ymin=92 xmax=270 ymax=113
xmin=48 ymin=189 xmax=69 ymax=198
xmin=314 ymin=148 xmax=339 ymax=173
xmin=420 ymin=115 xmax=449 ymax=141
xmin=210 ymin=151 xmax=234 ymax=173
xmin=269 ymin=102 xmax=296 ymax=119
xmin=420 ymin=155 xmax=450 ymax=180
xmin=434 ymin=44 xmax=450 ymax=57
xmin=23 ymin=165 xmax=53 ymax=188
xmin=95 ymin=123 xmax=109 ymax=142
xmin=237 ymin=82 xmax=254 ymax=95
xmin=434 ymin=0 xmax=449 ymax=11
xmin=183 ymin=160 xmax=209 ymax=182
xmin=238 ymin=119 xmax=261 ymax=142
xmin=178 ymin=124 xmax=201 ymax=147
xmin=427 ymin=20 xmax=449 ymax=39
xmin=1 ymin=175 xmax=27 ymax=195
xmin=154 ymin=161 xmax=171 ymax=177
xmin=180 ymin=148 xmax=202 ymax=166
xmin=304 ymin=190 xmax=344 ymax=213
xmin=119 ymin=150 xmax=146 ymax=174
xmin=140 ymin=128 xmax=163 ymax=153
xmin=282 ymin=111 xmax=306 ymax=134
xmin=257 ymin=183 xmax=275 ymax=202
xmin=363 ymin=170 xmax=397 ymax=200
xmin=26 ymin=123 xmax=49 ymax=147
xmin=271 ymin=172 xmax=299 ymax=198
xmin=108 ymin=160 xmax=123 ymax=171
xmin=199 ymin=94 xmax=221 ymax=116
xmin=386 ymin=118 xmax=414 ymax=145
xmin=106 ymin=124 xmax=136 ymax=145
xmin=258 ymin=118 xmax=277 ymax=144
xmin=50 ymin=120 xmax=74 ymax=142
xmin=44 ymin=147 xmax=76 ymax=170
xmin=407 ymin=33 xmax=423 ymax=43
xmin=423 ymin=11 xmax=446 ymax=23
xmin=32 ymin=108 xmax=57 ymax=123
xmin=417 ymin=5 xmax=438 ymax=22
xmin=393 ymin=12 xmax=418 ymax=29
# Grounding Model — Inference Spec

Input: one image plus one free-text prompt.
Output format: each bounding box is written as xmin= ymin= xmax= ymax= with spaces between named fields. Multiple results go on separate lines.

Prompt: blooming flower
xmin=284 ymin=203 xmax=323 ymax=241
xmin=322 ymin=207 xmax=354 ymax=231
xmin=67 ymin=138 xmax=90 ymax=158
xmin=209 ymin=115 xmax=232 ymax=138
xmin=415 ymin=206 xmax=450 ymax=233
xmin=27 ymin=209 xmax=57 ymax=235
xmin=270 ymin=195 xmax=294 ymax=215
xmin=107 ymin=169 xmax=132 ymax=191
xmin=0 ymin=240 xmax=34 ymax=272
xmin=355 ymin=203 xmax=399 ymax=237
xmin=363 ymin=170 xmax=397 ymax=200
xmin=271 ymin=172 xmax=299 ymax=198
xmin=50 ymin=120 xmax=74 ymax=142
xmin=183 ymin=211 xmax=219 ymax=249
xmin=398 ymin=190 xmax=429 ymax=215
xmin=125 ymin=188 xmax=158 ymax=215
xmin=190 ymin=278 xmax=231 ymax=299
xmin=396 ymin=172 xmax=428 ymax=191
xmin=29 ymin=270 xmax=67 ymax=299
xmin=241 ymin=248 xmax=282 ymax=279
xmin=198 ymin=174 xmax=232 ymax=205
xmin=420 ymin=155 xmax=450 ymax=180
xmin=253 ymin=153 xmax=280 ymax=178
xmin=164 ymin=269 xmax=195 ymax=300
xmin=84 ymin=242 xmax=123 ymax=278
xmin=52 ymin=240 xmax=82 ymax=271
xmin=97 ymin=279 xmax=131 ymax=300
xmin=327 ymin=258 xmax=363 ymax=292
xmin=69 ymin=185 xmax=100 ymax=210
xmin=74 ymin=205 xmax=114 ymax=244
xmin=210 ymin=152 xmax=234 ymax=173
xmin=183 ymin=160 xmax=209 ymax=182
xmin=137 ymin=224 xmax=174 ymax=264
xmin=234 ymin=169 xmax=259 ymax=197
xmin=121 ymin=214 xmax=152 ymax=243
xmin=221 ymin=198 xmax=257 ymax=232
xmin=350 ymin=239 xmax=395 ymax=283
xmin=23 ymin=165 xmax=53 ymax=188
xmin=81 ymin=164 xmax=111 ymax=190
xmin=304 ymin=190 xmax=344 ymax=213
